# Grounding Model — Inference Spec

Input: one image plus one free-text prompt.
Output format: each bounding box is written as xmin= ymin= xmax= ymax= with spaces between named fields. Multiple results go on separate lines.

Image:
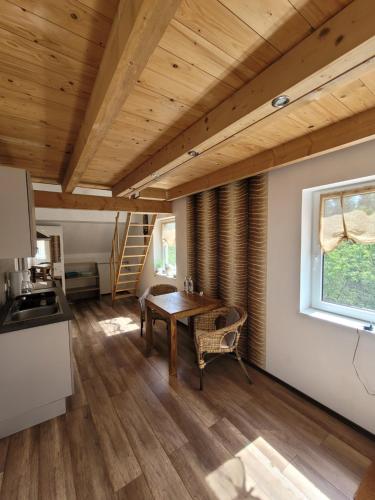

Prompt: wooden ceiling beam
xmin=166 ymin=106 xmax=375 ymax=200
xmin=61 ymin=0 xmax=181 ymax=193
xmin=138 ymin=188 xmax=167 ymax=200
xmin=112 ymin=0 xmax=375 ymax=197
xmin=34 ymin=190 xmax=173 ymax=213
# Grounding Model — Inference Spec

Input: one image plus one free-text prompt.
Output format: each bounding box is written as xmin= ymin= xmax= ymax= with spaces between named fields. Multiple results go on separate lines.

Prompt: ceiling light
xmin=188 ymin=150 xmax=199 ymax=157
xmin=150 ymin=173 xmax=159 ymax=179
xmin=271 ymin=95 xmax=290 ymax=108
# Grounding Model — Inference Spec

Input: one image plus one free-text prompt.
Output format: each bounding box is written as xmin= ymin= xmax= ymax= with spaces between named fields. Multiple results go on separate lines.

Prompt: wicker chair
xmin=139 ymin=284 xmax=177 ymax=336
xmin=194 ymin=305 xmax=252 ymax=390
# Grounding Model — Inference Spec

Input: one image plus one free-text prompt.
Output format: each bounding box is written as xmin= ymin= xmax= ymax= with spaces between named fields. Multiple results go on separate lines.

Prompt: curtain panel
xmin=320 ymin=188 xmax=375 ymax=253
xmin=187 ymin=174 xmax=268 ymax=368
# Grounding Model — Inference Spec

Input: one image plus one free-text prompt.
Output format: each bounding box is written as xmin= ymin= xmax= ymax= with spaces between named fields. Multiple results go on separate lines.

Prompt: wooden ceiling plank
xmin=124 ymin=85 xmax=201 ymax=129
xmin=0 ymin=70 xmax=87 ymax=111
xmin=78 ymin=0 xmax=119 ymax=20
xmin=0 ymin=26 xmax=97 ymax=91
xmin=219 ymin=0 xmax=312 ymax=53
xmin=137 ymin=46 xmax=234 ymax=112
xmin=167 ymin=106 xmax=375 ymax=200
xmin=34 ymin=190 xmax=173 ymax=213
xmin=0 ymin=54 xmax=91 ymax=101
xmin=175 ymin=0 xmax=280 ymax=73
xmin=62 ymin=0 xmax=181 ymax=193
xmin=112 ymin=0 xmax=375 ymax=196
xmin=9 ymin=0 xmax=113 ymax=47
xmin=0 ymin=1 xmax=105 ymax=68
xmin=0 ymin=87 xmax=83 ymax=132
xmin=289 ymin=0 xmax=352 ymax=29
xmin=159 ymin=19 xmax=254 ymax=89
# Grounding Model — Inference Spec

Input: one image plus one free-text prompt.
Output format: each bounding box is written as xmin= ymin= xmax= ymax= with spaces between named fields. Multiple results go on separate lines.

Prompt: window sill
xmin=154 ymin=271 xmax=176 ymax=280
xmin=300 ymin=308 xmax=374 ymax=335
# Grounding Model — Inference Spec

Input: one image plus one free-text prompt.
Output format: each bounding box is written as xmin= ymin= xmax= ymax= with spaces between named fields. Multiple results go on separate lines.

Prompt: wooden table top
xmin=145 ymin=291 xmax=222 ymax=319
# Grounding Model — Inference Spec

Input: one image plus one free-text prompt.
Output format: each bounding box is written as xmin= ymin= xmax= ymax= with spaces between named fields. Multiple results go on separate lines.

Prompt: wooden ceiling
xmin=1 ymin=0 xmax=375 ymax=202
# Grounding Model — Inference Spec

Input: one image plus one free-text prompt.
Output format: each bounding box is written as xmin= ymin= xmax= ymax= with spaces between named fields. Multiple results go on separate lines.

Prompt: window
xmin=310 ymin=183 xmax=375 ymax=323
xmin=154 ymin=217 xmax=176 ymax=278
xmin=35 ymin=239 xmax=51 ymax=262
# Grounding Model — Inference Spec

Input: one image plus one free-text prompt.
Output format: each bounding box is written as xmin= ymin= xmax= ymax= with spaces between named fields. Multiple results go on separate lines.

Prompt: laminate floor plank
xmin=116 ymin=474 xmax=154 ymax=500
xmin=83 ymin=377 xmax=142 ymax=492
xmin=0 ymin=427 xmax=39 ymax=500
xmin=65 ymin=407 xmax=115 ymax=500
xmin=0 ymin=296 xmax=374 ymax=500
xmin=38 ymin=417 xmax=77 ymax=500
xmin=112 ymin=391 xmax=192 ymax=500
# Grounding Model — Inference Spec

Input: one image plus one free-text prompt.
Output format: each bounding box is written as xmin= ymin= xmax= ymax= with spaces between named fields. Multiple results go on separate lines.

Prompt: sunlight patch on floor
xmin=205 ymin=437 xmax=329 ymax=499
xmin=99 ymin=316 xmax=138 ymax=336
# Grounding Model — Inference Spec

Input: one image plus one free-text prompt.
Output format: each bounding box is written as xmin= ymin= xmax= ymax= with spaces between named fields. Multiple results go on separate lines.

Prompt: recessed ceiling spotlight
xmin=271 ymin=95 xmax=290 ymax=108
xmin=188 ymin=150 xmax=199 ymax=157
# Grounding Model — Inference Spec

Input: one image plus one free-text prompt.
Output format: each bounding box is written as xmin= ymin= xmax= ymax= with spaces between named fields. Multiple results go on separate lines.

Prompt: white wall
xmin=36 ymin=198 xmax=188 ymax=297
xmin=267 ymin=140 xmax=375 ymax=433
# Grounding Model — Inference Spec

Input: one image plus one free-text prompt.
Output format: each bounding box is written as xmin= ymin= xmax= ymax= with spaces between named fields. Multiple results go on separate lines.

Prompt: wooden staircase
xmin=110 ymin=212 xmax=156 ymax=301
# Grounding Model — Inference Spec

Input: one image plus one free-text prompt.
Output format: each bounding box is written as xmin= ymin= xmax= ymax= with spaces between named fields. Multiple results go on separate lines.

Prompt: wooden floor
xmin=0 ymin=297 xmax=374 ymax=500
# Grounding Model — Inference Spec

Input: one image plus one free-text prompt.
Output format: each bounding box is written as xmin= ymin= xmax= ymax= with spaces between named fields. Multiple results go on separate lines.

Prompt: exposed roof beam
xmin=62 ymin=0 xmax=181 ymax=193
xmin=112 ymin=0 xmax=375 ymax=196
xmin=166 ymin=107 xmax=375 ymax=200
xmin=138 ymin=188 xmax=167 ymax=200
xmin=34 ymin=191 xmax=173 ymax=213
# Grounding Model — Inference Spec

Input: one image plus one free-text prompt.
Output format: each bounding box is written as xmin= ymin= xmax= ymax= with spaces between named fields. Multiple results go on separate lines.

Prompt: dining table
xmin=145 ymin=291 xmax=223 ymax=376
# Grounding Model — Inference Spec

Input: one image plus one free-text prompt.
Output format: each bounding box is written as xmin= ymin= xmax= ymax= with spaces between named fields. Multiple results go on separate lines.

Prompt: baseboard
xmin=246 ymin=360 xmax=375 ymax=441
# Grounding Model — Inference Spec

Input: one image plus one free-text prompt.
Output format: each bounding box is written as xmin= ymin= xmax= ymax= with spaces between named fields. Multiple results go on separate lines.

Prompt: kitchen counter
xmin=0 ymin=282 xmax=73 ymax=334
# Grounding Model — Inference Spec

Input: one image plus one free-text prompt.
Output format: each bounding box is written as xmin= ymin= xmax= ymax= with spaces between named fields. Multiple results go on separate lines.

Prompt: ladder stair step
xmin=113 ymin=292 xmax=136 ymax=300
xmin=111 ymin=211 xmax=157 ymax=301
xmin=122 ymin=255 xmax=146 ymax=259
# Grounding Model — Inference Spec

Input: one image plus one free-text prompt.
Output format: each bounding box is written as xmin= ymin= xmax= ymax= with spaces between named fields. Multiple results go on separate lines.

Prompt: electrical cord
xmin=352 ymin=328 xmax=375 ymax=396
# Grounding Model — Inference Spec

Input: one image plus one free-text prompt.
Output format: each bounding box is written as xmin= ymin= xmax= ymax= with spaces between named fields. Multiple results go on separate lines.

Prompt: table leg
xmin=145 ymin=304 xmax=153 ymax=356
xmin=169 ymin=316 xmax=177 ymax=377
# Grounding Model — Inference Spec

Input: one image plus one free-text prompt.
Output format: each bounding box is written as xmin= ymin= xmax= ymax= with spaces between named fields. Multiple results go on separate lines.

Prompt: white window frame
xmin=153 ymin=216 xmax=177 ymax=279
xmin=310 ymin=182 xmax=375 ymax=324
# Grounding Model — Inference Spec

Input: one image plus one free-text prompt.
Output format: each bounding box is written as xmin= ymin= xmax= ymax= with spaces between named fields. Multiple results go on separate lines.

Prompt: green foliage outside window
xmin=323 ymin=240 xmax=375 ymax=311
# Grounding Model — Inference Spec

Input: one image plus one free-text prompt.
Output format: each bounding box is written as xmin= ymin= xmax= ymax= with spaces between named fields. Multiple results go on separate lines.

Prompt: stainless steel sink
xmin=4 ymin=291 xmax=62 ymax=324
xmin=9 ymin=303 xmax=60 ymax=322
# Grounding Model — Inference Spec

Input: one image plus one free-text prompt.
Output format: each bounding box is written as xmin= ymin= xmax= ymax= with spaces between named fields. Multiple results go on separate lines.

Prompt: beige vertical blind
xmin=320 ymin=187 xmax=375 ymax=252
xmin=187 ymin=174 xmax=268 ymax=368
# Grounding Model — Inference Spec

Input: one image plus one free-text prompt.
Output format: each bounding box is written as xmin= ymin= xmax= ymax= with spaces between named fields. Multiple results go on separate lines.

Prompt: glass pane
xmin=322 ymin=240 xmax=375 ymax=311
xmin=161 ymin=221 xmax=176 ymax=275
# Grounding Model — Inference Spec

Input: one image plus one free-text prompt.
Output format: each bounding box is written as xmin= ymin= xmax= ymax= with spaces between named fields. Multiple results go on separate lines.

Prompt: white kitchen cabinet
xmin=0 ymin=166 xmax=36 ymax=258
xmin=0 ymin=320 xmax=73 ymax=438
